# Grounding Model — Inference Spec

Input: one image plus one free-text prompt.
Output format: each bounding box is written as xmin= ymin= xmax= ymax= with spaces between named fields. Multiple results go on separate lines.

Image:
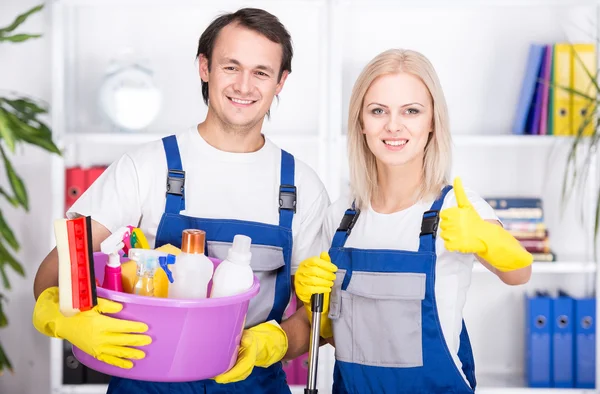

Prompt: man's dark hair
xmin=196 ymin=8 xmax=293 ymax=106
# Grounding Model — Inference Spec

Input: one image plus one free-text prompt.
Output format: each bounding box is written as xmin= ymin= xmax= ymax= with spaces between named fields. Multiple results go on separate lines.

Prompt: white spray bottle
xmin=210 ymin=234 xmax=254 ymax=298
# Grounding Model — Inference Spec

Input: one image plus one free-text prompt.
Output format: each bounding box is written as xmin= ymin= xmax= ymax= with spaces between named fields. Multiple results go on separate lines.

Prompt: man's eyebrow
xmin=221 ymin=58 xmax=275 ymax=74
xmin=255 ymin=64 xmax=275 ymax=74
xmin=221 ymin=57 xmax=241 ymax=66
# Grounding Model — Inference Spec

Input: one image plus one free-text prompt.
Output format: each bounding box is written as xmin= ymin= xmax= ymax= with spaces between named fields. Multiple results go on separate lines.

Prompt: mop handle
xmin=305 ymin=293 xmax=324 ymax=394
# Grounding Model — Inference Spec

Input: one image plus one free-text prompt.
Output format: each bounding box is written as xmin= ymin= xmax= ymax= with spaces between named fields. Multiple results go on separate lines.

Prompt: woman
xmin=294 ymin=49 xmax=532 ymax=394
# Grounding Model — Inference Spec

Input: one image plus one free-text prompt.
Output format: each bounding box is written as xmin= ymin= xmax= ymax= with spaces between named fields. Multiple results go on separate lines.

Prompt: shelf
xmin=61 ymin=132 xmax=166 ymax=146
xmin=57 ymin=385 xmax=107 ymax=394
xmin=451 ymin=134 xmax=588 ymax=147
xmin=473 ymin=261 xmax=596 ymax=274
xmin=60 ymin=132 xmax=322 ymax=147
xmin=475 ymin=372 xmax=596 ymax=393
xmin=336 ymin=134 xmax=590 ymax=148
xmin=62 ymin=132 xmax=589 ymax=148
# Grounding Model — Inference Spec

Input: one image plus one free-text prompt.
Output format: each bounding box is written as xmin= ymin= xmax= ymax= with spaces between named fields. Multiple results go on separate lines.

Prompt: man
xmin=32 ymin=8 xmax=329 ymax=394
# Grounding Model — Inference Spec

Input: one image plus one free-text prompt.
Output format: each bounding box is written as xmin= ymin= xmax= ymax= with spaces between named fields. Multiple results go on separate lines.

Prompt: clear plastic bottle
xmin=129 ymin=249 xmax=164 ymax=297
xmin=210 ymin=234 xmax=254 ymax=298
xmin=169 ymin=229 xmax=214 ymax=299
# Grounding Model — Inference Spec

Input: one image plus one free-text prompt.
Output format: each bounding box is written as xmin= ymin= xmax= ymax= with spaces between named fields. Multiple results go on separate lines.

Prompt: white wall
xmin=0 ymin=1 xmax=53 ymax=393
xmin=1 ymin=1 xmax=600 ymax=393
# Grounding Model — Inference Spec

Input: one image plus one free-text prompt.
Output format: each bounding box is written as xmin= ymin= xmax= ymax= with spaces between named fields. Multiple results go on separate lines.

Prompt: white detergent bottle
xmin=210 ymin=234 xmax=254 ymax=298
xmin=169 ymin=229 xmax=213 ymax=299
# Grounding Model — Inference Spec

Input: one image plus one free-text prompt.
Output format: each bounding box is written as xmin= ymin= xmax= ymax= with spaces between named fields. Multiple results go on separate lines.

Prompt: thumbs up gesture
xmin=440 ymin=177 xmax=533 ymax=271
xmin=440 ymin=177 xmax=487 ymax=254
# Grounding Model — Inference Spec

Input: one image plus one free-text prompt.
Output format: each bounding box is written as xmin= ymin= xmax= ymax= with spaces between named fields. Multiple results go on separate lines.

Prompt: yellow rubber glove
xmin=294 ymin=252 xmax=337 ymax=338
xmin=214 ymin=320 xmax=288 ymax=384
xmin=440 ymin=177 xmax=533 ymax=272
xmin=32 ymin=287 xmax=152 ymax=369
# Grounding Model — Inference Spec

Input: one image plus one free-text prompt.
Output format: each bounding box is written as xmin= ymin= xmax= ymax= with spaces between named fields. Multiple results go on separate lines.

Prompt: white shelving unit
xmin=48 ymin=0 xmax=600 ymax=393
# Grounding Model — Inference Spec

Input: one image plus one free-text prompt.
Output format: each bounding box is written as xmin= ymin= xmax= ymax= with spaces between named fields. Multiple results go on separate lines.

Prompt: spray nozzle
xmin=101 ymin=226 xmax=132 ymax=268
xmin=158 ymin=254 xmax=176 ymax=283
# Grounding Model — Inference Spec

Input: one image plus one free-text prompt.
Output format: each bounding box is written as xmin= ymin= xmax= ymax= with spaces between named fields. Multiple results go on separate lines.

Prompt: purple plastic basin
xmin=72 ymin=252 xmax=260 ymax=382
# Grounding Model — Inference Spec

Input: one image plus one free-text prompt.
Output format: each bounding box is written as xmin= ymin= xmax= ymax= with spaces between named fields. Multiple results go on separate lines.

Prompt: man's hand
xmin=214 ymin=321 xmax=288 ymax=384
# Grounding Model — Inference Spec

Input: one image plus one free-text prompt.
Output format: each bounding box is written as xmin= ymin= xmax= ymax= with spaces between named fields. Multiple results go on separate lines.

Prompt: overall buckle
xmin=337 ymin=209 xmax=361 ymax=235
xmin=279 ymin=185 xmax=297 ymax=213
xmin=166 ymin=169 xmax=185 ymax=196
xmin=420 ymin=210 xmax=439 ymax=237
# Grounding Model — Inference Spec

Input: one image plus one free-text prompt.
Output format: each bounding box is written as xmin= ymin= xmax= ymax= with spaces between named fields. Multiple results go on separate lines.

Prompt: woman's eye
xmin=372 ymin=108 xmax=384 ymax=115
xmin=406 ymin=108 xmax=420 ymax=115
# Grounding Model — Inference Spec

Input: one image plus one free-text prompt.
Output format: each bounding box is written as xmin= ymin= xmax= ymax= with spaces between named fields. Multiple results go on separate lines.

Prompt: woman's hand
xmin=440 ymin=177 xmax=533 ymax=273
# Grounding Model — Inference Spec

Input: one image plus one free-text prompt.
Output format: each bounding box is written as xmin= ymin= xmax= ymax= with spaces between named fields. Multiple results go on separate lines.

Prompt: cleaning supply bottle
xmin=169 ymin=229 xmax=214 ymax=299
xmin=128 ymin=248 xmax=173 ymax=297
xmin=120 ymin=244 xmax=181 ymax=295
xmin=99 ymin=226 xmax=131 ymax=292
xmin=210 ymin=234 xmax=254 ymax=298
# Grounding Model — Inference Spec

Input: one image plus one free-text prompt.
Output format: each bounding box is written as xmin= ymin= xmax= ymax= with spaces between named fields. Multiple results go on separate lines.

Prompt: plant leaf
xmin=0 ymin=265 xmax=9 ymax=289
xmin=595 ymin=184 xmax=600 ymax=261
xmin=0 ymin=241 xmax=25 ymax=277
xmin=553 ymin=83 xmax=596 ymax=101
xmin=3 ymin=98 xmax=47 ymax=123
xmin=0 ymin=211 xmax=19 ymax=252
xmin=0 ymin=187 xmax=19 ymax=208
xmin=0 ymin=107 xmax=60 ymax=155
xmin=0 ymin=340 xmax=14 ymax=376
xmin=570 ymin=44 xmax=600 ymax=96
xmin=18 ymin=133 xmax=61 ymax=155
xmin=0 ymin=34 xmax=42 ymax=43
xmin=0 ymin=111 xmax=16 ymax=152
xmin=0 ymin=295 xmax=6 ymax=328
xmin=0 ymin=4 xmax=44 ymax=35
xmin=0 ymin=145 xmax=28 ymax=210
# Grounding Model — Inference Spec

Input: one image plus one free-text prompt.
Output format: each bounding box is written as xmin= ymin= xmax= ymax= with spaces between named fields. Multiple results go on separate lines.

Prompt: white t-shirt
xmin=67 ymin=126 xmax=330 ymax=273
xmin=321 ymin=187 xmax=498 ymax=386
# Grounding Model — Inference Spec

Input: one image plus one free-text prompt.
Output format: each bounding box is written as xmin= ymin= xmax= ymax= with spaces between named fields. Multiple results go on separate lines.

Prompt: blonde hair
xmin=347 ymin=48 xmax=452 ymax=209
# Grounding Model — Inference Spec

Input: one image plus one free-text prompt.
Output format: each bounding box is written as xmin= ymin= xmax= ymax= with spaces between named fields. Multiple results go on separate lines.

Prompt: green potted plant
xmin=0 ymin=3 xmax=61 ymax=375
xmin=556 ymin=46 xmax=599 ymax=255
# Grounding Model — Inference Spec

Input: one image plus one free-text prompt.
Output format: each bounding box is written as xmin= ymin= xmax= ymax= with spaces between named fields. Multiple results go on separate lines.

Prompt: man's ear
xmin=274 ymin=70 xmax=289 ymax=95
xmin=199 ymin=54 xmax=210 ymax=82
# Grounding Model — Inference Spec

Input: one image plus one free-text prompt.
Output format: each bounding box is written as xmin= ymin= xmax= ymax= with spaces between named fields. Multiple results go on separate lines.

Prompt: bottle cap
xmin=228 ymin=234 xmax=252 ymax=265
xmin=181 ymin=229 xmax=205 ymax=254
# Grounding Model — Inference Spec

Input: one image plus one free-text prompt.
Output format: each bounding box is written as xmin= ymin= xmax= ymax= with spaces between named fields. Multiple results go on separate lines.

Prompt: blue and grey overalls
xmin=327 ymin=185 xmax=477 ymax=394
xmin=108 ymin=135 xmax=296 ymax=394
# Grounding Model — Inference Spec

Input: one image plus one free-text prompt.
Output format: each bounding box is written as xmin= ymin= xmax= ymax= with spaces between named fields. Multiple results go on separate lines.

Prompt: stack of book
xmin=485 ymin=197 xmax=554 ymax=262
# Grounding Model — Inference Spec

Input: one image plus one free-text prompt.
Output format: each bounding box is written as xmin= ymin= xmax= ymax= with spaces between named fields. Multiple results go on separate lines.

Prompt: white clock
xmin=98 ymin=63 xmax=161 ymax=131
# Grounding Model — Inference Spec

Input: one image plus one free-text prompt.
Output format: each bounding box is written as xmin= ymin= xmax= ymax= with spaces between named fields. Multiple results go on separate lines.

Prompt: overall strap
xmin=265 ymin=149 xmax=295 ymax=323
xmin=162 ymin=135 xmax=185 ymax=214
xmin=278 ymin=149 xmax=296 ymax=230
xmin=418 ymin=185 xmax=453 ymax=253
xmin=331 ymin=201 xmax=360 ymax=249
